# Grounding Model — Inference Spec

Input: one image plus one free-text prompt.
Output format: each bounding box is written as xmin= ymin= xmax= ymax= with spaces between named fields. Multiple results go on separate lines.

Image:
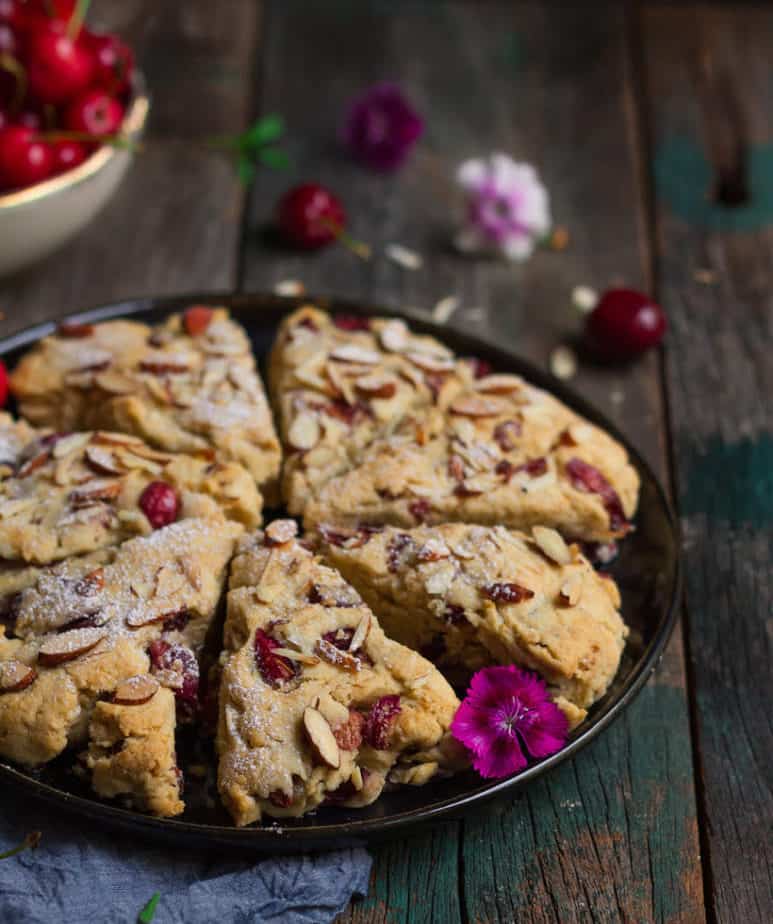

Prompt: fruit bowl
xmin=0 ymin=73 xmax=148 ymax=278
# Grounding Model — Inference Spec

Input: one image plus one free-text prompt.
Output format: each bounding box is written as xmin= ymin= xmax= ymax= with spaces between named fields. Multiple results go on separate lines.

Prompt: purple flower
xmin=455 ymin=154 xmax=551 ymax=261
xmin=451 ymin=665 xmax=568 ymax=779
xmin=342 ymin=82 xmax=424 ymax=172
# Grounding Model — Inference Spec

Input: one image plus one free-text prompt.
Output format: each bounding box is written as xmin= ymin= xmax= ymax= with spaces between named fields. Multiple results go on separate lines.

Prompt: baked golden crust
xmin=0 ymin=419 xmax=261 ymax=565
xmin=319 ymin=523 xmax=627 ymax=724
xmin=9 ymin=308 xmax=281 ymax=495
xmin=270 ymin=307 xmax=639 ymax=542
xmin=217 ymin=523 xmax=466 ymax=827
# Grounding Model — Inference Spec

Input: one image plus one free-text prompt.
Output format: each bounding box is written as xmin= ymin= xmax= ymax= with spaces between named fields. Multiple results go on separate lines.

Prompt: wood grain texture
xmin=242 ymin=3 xmax=703 ymax=922
xmin=642 ymin=6 xmax=773 ymax=922
xmin=0 ymin=0 xmax=259 ymax=336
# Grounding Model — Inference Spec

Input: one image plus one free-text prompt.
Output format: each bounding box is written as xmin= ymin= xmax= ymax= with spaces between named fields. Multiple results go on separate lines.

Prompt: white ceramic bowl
xmin=0 ymin=76 xmax=149 ymax=277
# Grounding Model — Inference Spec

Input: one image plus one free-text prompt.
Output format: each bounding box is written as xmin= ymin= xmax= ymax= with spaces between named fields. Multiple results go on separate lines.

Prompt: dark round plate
xmin=0 ymin=292 xmax=680 ymax=852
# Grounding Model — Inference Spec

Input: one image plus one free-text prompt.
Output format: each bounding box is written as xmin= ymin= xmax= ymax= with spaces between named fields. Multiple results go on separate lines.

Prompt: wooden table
xmin=1 ymin=3 xmax=770 ymax=922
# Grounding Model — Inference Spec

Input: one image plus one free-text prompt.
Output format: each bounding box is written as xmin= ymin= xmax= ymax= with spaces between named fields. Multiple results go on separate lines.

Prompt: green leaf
xmin=237 ymin=156 xmax=256 ymax=185
xmin=244 ymin=114 xmax=284 ymax=148
xmin=258 ymin=147 xmax=290 ymax=170
xmin=138 ymin=892 xmax=161 ymax=924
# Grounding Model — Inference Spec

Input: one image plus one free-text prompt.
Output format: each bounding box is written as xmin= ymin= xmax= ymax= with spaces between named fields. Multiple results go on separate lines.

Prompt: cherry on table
xmin=0 ymin=125 xmax=53 ymax=190
xmin=585 ymin=287 xmax=666 ymax=360
xmin=277 ymin=183 xmax=346 ymax=250
xmin=64 ymin=88 xmax=124 ymax=136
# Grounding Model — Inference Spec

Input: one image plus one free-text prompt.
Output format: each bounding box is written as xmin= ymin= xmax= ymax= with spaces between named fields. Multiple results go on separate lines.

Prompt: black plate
xmin=0 ymin=292 xmax=680 ymax=852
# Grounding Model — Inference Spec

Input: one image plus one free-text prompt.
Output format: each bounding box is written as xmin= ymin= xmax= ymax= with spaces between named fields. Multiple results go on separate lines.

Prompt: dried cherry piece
xmin=323 ymin=399 xmax=372 ymax=426
xmin=363 ymin=695 xmax=401 ymax=750
xmin=565 ymin=457 xmax=628 ymax=531
xmin=320 ymin=627 xmax=373 ymax=666
xmin=149 ymin=640 xmax=200 ymax=706
xmin=162 ymin=610 xmax=189 ymax=633
xmin=333 ymin=314 xmax=371 ymax=331
xmin=444 ymin=604 xmax=465 ymax=624
xmin=468 ymin=357 xmax=493 ymax=379
xmin=408 ymin=499 xmax=430 ymax=524
xmin=516 ymin=457 xmax=548 ymax=477
xmin=254 ymin=628 xmax=299 ymax=687
xmin=493 ymin=419 xmax=522 ymax=451
xmin=495 ymin=459 xmax=514 ymax=482
xmin=482 ymin=582 xmax=534 ymax=604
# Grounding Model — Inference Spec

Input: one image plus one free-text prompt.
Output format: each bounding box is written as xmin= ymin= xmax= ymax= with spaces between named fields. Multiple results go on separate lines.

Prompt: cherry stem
xmin=0 ymin=53 xmax=27 ymax=115
xmin=67 ymin=0 xmax=91 ymax=40
xmin=0 ymin=831 xmax=41 ymax=861
xmin=35 ymin=130 xmax=143 ymax=152
xmin=320 ymin=217 xmax=372 ymax=260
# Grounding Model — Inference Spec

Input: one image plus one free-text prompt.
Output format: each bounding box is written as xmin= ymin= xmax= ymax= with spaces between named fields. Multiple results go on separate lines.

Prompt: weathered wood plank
xmin=642 ymin=6 xmax=773 ymax=922
xmin=0 ymin=0 xmax=259 ymax=335
xmin=247 ymin=3 xmax=703 ymax=922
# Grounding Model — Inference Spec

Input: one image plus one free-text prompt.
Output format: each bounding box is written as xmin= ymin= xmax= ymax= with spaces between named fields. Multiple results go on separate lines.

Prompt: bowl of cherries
xmin=0 ymin=0 xmax=148 ymax=276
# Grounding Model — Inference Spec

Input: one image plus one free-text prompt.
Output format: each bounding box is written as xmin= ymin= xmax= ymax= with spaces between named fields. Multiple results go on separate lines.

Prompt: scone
xmin=268 ymin=305 xmax=472 ymax=515
xmin=217 ymin=521 xmax=467 ymax=826
xmin=319 ymin=523 xmax=628 ymax=726
xmin=0 ymin=416 xmax=261 ymax=565
xmin=0 ymin=517 xmax=242 ymax=817
xmin=9 ymin=307 xmax=281 ymax=496
xmin=271 ymin=307 xmax=639 ymax=542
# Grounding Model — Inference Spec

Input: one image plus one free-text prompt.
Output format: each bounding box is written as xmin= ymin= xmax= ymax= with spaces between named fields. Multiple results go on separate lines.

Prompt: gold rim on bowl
xmin=0 ymin=74 xmax=149 ymax=211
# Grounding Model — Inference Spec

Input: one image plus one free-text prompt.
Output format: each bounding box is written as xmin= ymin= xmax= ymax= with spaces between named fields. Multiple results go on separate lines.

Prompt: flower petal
xmin=473 ymin=731 xmax=528 ymax=778
xmin=457 ymin=158 xmax=489 ymax=190
xmin=518 ymin=700 xmax=569 ymax=759
xmin=502 ymin=236 xmax=535 ymax=261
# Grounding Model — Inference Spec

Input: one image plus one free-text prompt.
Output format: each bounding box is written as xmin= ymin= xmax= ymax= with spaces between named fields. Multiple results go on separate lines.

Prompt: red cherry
xmin=0 ymin=22 xmax=15 ymax=54
xmin=0 ymin=125 xmax=53 ymax=190
xmin=0 ymin=0 xmax=24 ymax=28
xmin=585 ymin=288 xmax=666 ymax=360
xmin=51 ymin=138 xmax=87 ymax=174
xmin=182 ymin=305 xmax=214 ymax=336
xmin=0 ymin=361 xmax=8 ymax=408
xmin=84 ymin=32 xmax=134 ymax=94
xmin=26 ymin=0 xmax=77 ymax=19
xmin=26 ymin=26 xmax=93 ymax=105
xmin=16 ymin=110 xmax=43 ymax=131
xmin=64 ymin=88 xmax=123 ymax=136
xmin=138 ymin=481 xmax=180 ymax=529
xmin=277 ymin=183 xmax=345 ymax=250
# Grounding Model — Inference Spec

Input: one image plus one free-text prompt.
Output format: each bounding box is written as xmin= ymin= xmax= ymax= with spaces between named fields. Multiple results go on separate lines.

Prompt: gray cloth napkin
xmin=0 ymin=792 xmax=371 ymax=923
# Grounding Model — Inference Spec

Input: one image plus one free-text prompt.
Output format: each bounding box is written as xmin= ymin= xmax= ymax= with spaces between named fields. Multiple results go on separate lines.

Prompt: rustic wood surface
xmin=0 ymin=2 xmax=769 ymax=922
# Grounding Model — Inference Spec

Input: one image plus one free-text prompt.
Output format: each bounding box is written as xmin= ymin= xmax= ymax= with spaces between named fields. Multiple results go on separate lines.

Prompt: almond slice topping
xmin=355 ymin=373 xmax=397 ymax=399
xmin=329 ymin=343 xmax=381 ymax=365
xmin=379 ymin=320 xmax=408 ymax=352
xmin=532 ymin=526 xmax=571 ymax=565
xmin=405 ymin=351 xmax=455 ymax=373
xmin=560 ymin=575 xmax=583 ymax=606
xmin=52 ymin=433 xmax=91 ymax=458
xmin=0 ymin=660 xmax=37 ymax=693
xmin=303 ymin=707 xmax=341 ymax=768
xmin=450 ymin=395 xmax=507 ymax=417
xmin=315 ymin=638 xmax=362 ymax=673
xmin=0 ymin=497 xmax=37 ymax=519
xmin=325 ymin=361 xmax=356 ymax=405
xmin=39 ymin=627 xmax=106 ymax=666
xmin=473 ymin=374 xmax=524 ymax=394
xmin=348 ymin=612 xmax=372 ymax=653
xmin=265 ymin=519 xmax=298 ymax=546
xmin=94 ymin=370 xmax=137 ymax=395
xmin=69 ymin=478 xmax=122 ymax=507
xmin=85 ymin=446 xmax=125 ymax=476
xmin=113 ymin=674 xmax=159 ymax=706
xmin=288 ymin=412 xmax=321 ymax=451
xmin=272 ymin=648 xmax=320 ymax=666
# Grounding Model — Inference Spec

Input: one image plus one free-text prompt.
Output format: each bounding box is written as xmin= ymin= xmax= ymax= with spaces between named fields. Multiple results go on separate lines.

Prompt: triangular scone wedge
xmin=303 ymin=375 xmax=639 ymax=543
xmin=217 ymin=521 xmax=466 ymax=827
xmin=9 ymin=307 xmax=281 ymax=495
xmin=319 ymin=523 xmax=628 ymax=727
xmin=0 ymin=518 xmax=241 ymax=819
xmin=268 ymin=305 xmax=472 ymax=515
xmin=0 ymin=416 xmax=261 ymax=565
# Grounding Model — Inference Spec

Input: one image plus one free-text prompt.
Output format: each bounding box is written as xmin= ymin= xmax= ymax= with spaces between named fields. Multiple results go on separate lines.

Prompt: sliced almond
xmin=568 ymin=423 xmax=594 ymax=445
xmin=329 ymin=343 xmax=381 ymax=365
xmin=457 ymin=473 xmax=499 ymax=495
xmin=94 ymin=370 xmax=137 ymax=395
xmin=113 ymin=448 xmax=164 ymax=475
xmin=473 ymin=374 xmax=524 ymax=395
xmin=113 ymin=674 xmax=159 ymax=706
xmin=355 ymin=373 xmax=397 ymax=399
xmin=0 ymin=660 xmax=37 ymax=693
xmin=154 ymin=562 xmax=187 ymax=600
xmin=69 ymin=479 xmax=122 ymax=507
xmin=52 ymin=433 xmax=91 ymax=459
xmin=91 ymin=432 xmax=145 ymax=448
xmin=325 ymin=361 xmax=356 ymax=405
xmin=57 ymin=321 xmax=94 ymax=338
xmin=17 ymin=450 xmax=50 ymax=478
xmin=450 ymin=395 xmax=507 ymax=417
xmin=0 ymin=496 xmax=36 ymax=519
xmin=560 ymin=575 xmax=583 ymax=606
xmin=532 ymin=526 xmax=571 ymax=565
xmin=379 ymin=320 xmax=408 ymax=353
xmin=406 ymin=351 xmax=455 ymax=373
xmin=303 ymin=707 xmax=341 ymax=768
xmin=348 ymin=612 xmax=372 ymax=652
xmin=38 ymin=627 xmax=106 ymax=666
xmin=139 ymin=354 xmax=190 ymax=375
xmin=315 ymin=638 xmax=362 ymax=672
xmin=85 ymin=446 xmax=125 ymax=476
xmin=309 ymin=583 xmax=361 ymax=608
xmin=125 ymin=606 xmax=168 ymax=628
xmin=350 ymin=765 xmax=364 ymax=791
xmin=288 ymin=412 xmax=320 ymax=451
xmin=417 ymin=538 xmax=451 ymax=562
xmin=424 ymin=561 xmax=456 ymax=595
xmin=272 ymin=648 xmax=320 ymax=666
xmin=265 ymin=519 xmax=298 ymax=546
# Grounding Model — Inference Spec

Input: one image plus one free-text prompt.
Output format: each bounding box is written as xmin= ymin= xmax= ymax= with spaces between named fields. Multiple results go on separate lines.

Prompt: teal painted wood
xmin=244 ymin=3 xmax=704 ymax=922
xmin=643 ymin=7 xmax=773 ymax=922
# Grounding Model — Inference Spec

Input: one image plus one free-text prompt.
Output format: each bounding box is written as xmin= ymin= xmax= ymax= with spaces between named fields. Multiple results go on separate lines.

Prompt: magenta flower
xmin=455 ymin=154 xmax=551 ymax=261
xmin=342 ymin=82 xmax=424 ymax=172
xmin=451 ymin=665 xmax=568 ymax=779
